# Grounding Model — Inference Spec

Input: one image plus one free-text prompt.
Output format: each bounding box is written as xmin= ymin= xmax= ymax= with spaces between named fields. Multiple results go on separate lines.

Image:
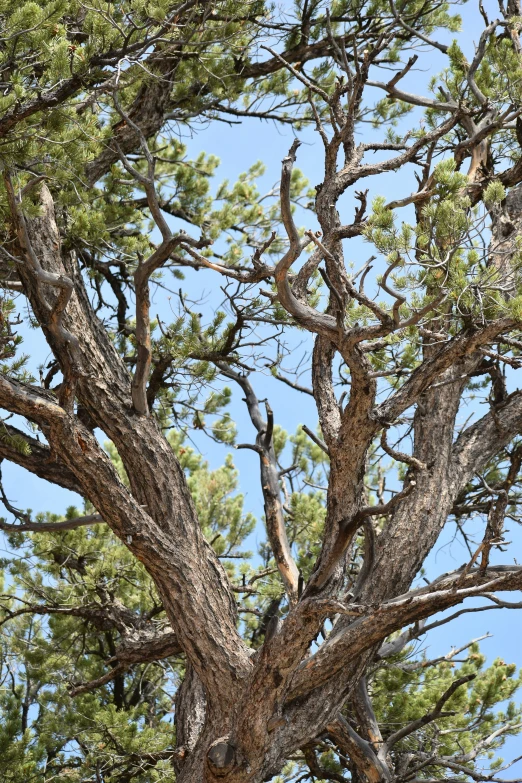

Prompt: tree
xmin=1 ymin=0 xmax=522 ymax=780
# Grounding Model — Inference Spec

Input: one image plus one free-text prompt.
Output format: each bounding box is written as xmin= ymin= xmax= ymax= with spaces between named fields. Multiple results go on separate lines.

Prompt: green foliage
xmin=0 ymin=425 xmax=30 ymax=456
xmin=484 ymin=180 xmax=506 ymax=205
xmin=1 ymin=0 xmax=522 ymax=779
xmin=0 ymin=428 xmax=257 ymax=780
xmin=370 ymin=642 xmax=522 ymax=764
xmin=0 ymin=294 xmax=27 ymax=379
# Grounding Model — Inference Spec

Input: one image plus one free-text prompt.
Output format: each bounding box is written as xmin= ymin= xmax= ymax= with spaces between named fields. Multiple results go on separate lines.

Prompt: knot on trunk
xmin=207 ymin=737 xmax=236 ymax=776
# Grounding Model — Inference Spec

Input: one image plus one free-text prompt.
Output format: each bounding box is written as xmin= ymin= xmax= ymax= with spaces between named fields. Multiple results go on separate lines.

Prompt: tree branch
xmin=288 ymin=565 xmax=522 ymax=701
xmin=217 ymin=361 xmax=299 ymax=603
xmin=383 ymin=674 xmax=476 ymax=751
xmin=0 ymin=422 xmax=83 ymax=493
xmin=0 ymin=513 xmax=102 ymax=533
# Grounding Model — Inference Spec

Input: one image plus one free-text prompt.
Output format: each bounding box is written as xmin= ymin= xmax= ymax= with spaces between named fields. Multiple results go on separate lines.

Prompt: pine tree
xmin=0 ymin=1 xmax=522 ymax=781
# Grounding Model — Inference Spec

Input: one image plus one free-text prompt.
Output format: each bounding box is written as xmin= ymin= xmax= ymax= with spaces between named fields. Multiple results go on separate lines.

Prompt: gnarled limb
xmin=3 ymin=173 xmax=80 ymax=411
xmin=374 ymin=320 xmax=514 ymax=426
xmin=288 ymin=565 xmax=522 ymax=703
xmin=217 ymin=361 xmax=299 ymax=604
xmin=274 ymin=142 xmax=336 ymax=337
xmin=452 ymin=389 xmax=522 ymax=478
xmin=326 ymin=715 xmax=392 ymax=783
xmin=5 ymin=182 xmax=250 ymax=719
xmin=0 ymin=422 xmax=83 ymax=493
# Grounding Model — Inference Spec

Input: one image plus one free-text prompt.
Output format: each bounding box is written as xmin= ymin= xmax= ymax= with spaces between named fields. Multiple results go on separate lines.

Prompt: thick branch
xmin=327 ymin=716 xmax=391 ymax=783
xmin=375 ymin=321 xmax=514 ymax=425
xmin=288 ymin=565 xmax=522 ymax=701
xmin=3 ymin=177 xmax=80 ymax=410
xmin=452 ymin=389 xmax=522 ymax=478
xmin=0 ymin=423 xmax=83 ymax=493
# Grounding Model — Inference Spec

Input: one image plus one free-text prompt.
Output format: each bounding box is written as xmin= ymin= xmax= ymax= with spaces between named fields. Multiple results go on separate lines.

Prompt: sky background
xmin=1 ymin=0 xmax=521 ymax=772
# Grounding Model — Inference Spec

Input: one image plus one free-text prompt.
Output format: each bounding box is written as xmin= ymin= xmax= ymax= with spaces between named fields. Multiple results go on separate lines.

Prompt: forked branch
xmin=111 ymin=87 xmax=209 ymax=414
xmin=217 ymin=361 xmax=300 ymax=603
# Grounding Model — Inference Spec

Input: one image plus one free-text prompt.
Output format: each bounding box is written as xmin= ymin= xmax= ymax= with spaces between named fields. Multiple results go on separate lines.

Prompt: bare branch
xmin=274 ymin=143 xmax=337 ymax=337
xmin=467 ymin=20 xmax=502 ymax=106
xmin=380 ymin=428 xmax=426 ymax=471
xmin=375 ymin=320 xmax=514 ymax=425
xmin=69 ymin=664 xmax=127 ymax=697
xmin=388 ymin=0 xmax=449 ymax=53
xmin=326 ymin=715 xmax=392 ymax=783
xmin=0 ymin=512 xmax=102 ymax=533
xmin=302 ymin=424 xmax=329 ymax=456
xmin=216 ymin=362 xmax=299 ymax=603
